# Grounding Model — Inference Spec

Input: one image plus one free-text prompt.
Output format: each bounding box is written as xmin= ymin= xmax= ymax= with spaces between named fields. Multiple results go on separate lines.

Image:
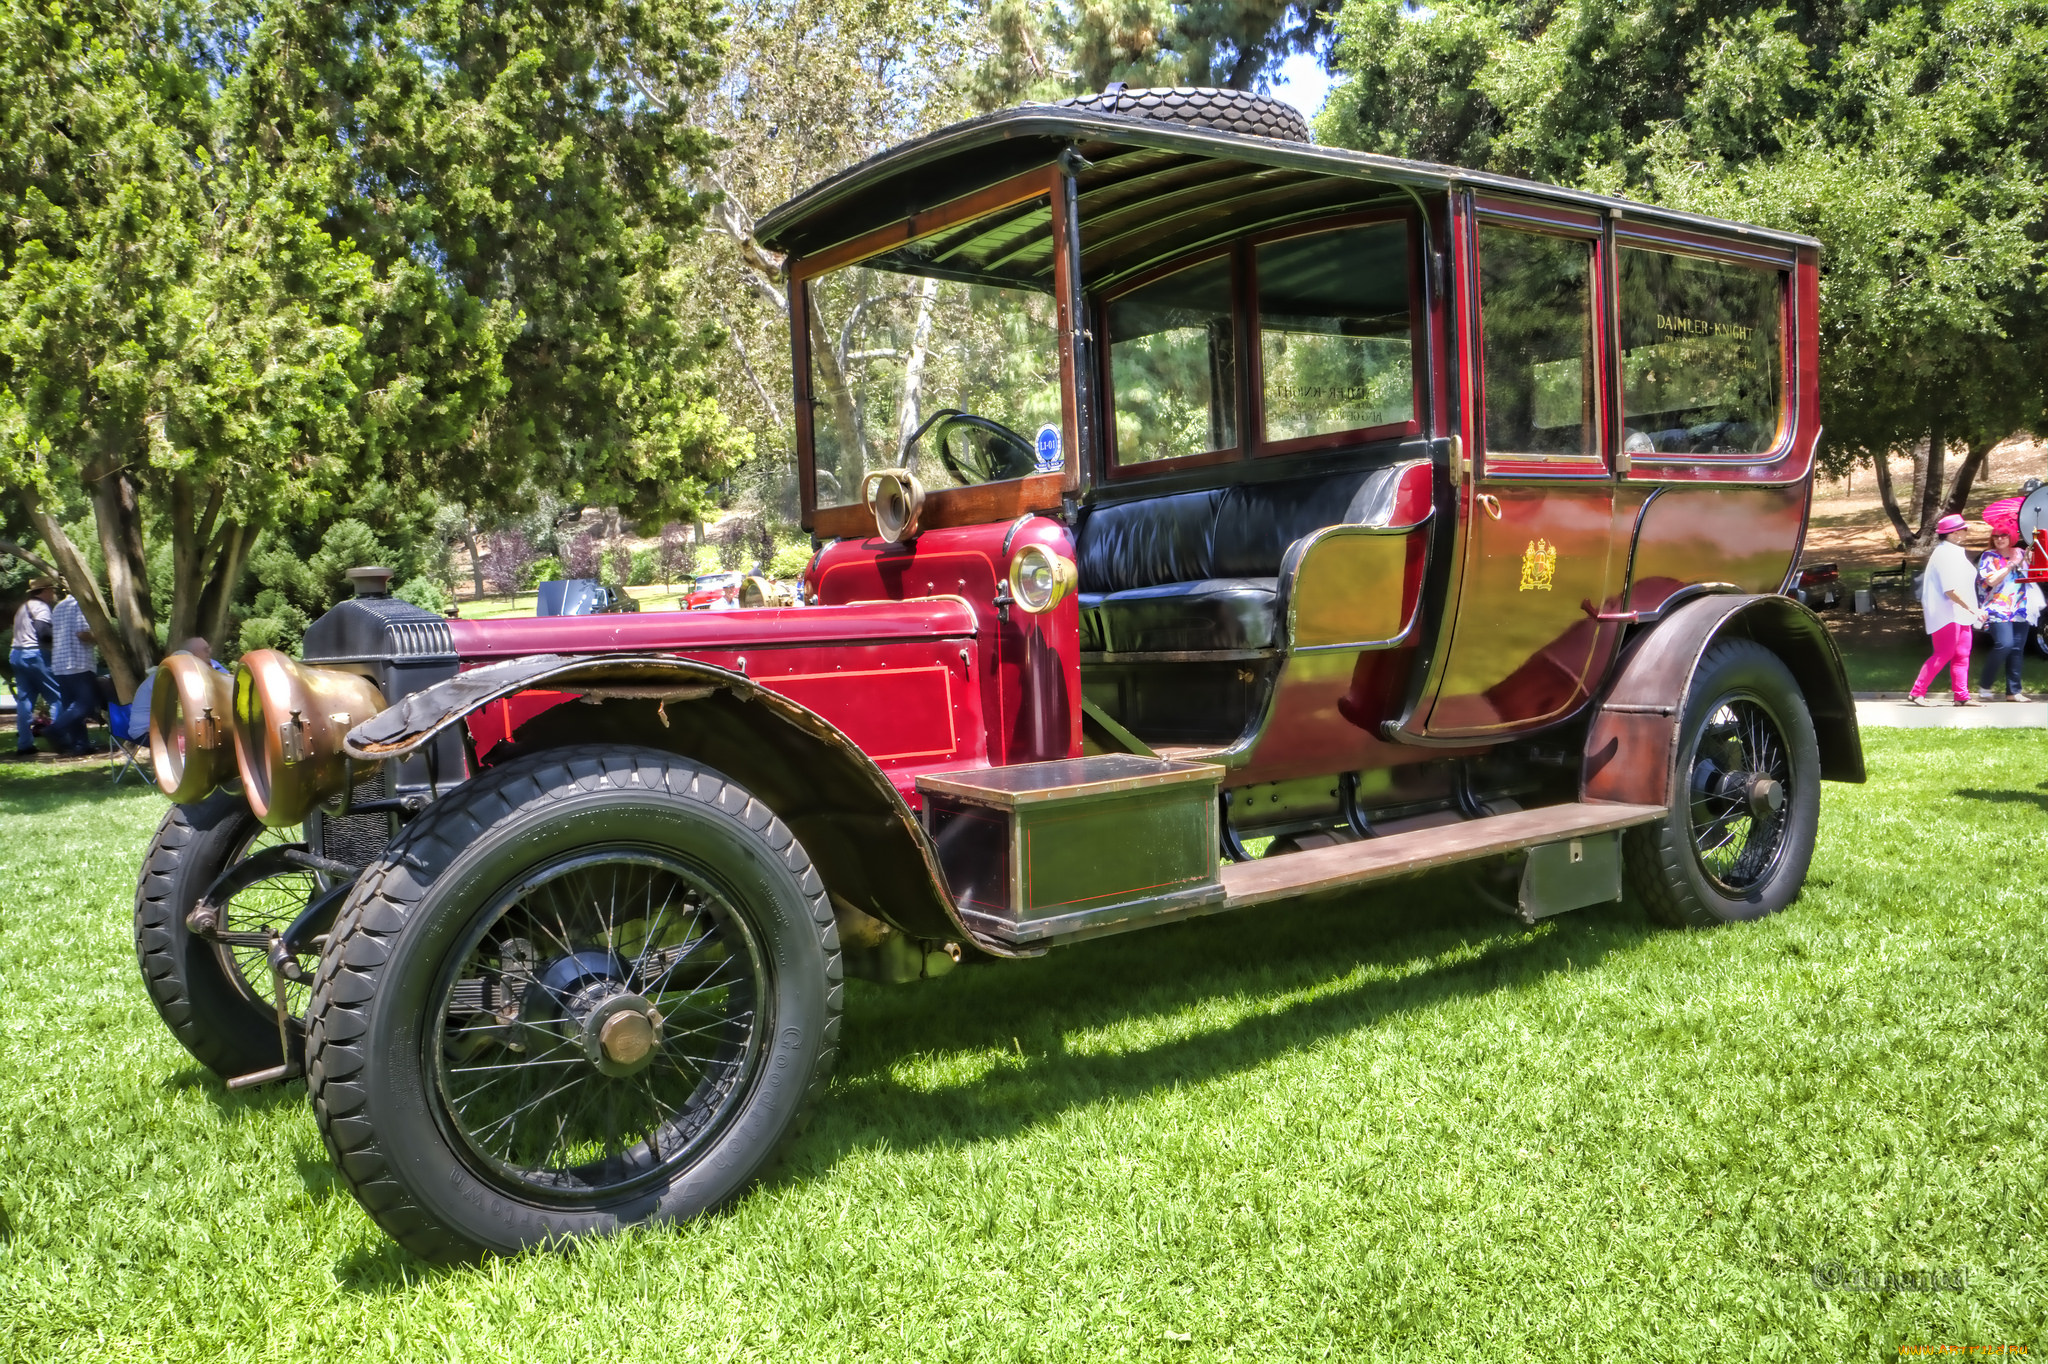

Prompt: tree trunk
xmin=806 ymin=291 xmax=866 ymax=494
xmin=86 ymin=460 xmax=158 ymax=675
xmin=463 ymin=523 xmax=486 ymax=599
xmin=1913 ymin=417 xmax=1948 ymax=552
xmin=1943 ymin=440 xmax=1995 ymax=517
xmin=893 ymin=276 xmax=940 ymax=475
xmin=166 ymin=473 xmax=226 ymax=647
xmin=196 ymin=522 xmax=254 ymax=653
xmin=0 ymin=536 xmax=58 ymax=576
xmin=1870 ymin=446 xmax=1913 ymax=550
xmin=18 ymin=487 xmax=144 ymax=701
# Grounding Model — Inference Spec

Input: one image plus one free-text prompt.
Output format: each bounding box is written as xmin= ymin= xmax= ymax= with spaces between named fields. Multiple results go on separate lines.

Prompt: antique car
xmin=135 ymin=87 xmax=1861 ymax=1262
xmin=682 ymin=570 xmax=742 ymax=608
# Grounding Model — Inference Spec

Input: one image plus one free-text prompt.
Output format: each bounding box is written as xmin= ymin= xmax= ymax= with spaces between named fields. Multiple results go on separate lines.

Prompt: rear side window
xmin=1256 ymin=222 xmax=1414 ymax=445
xmin=1616 ymin=248 xmax=1783 ymax=455
xmin=1106 ymin=256 xmax=1238 ymax=466
xmin=1478 ymin=227 xmax=1599 ymax=456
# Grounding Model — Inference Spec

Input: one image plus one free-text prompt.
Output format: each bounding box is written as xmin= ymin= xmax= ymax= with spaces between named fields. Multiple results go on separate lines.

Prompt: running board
xmin=1219 ymin=801 xmax=1668 ymax=911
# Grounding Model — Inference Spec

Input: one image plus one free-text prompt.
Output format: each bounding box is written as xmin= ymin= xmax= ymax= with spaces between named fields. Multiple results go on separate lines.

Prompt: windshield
xmin=804 ymin=205 xmax=1064 ymax=510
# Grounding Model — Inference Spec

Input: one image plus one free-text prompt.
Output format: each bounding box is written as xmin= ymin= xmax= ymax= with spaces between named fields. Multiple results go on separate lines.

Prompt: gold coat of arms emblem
xmin=1519 ymin=538 xmax=1557 ymax=592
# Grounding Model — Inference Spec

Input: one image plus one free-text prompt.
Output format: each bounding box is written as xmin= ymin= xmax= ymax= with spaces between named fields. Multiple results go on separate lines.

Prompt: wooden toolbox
xmin=917 ymin=754 xmax=1225 ymax=947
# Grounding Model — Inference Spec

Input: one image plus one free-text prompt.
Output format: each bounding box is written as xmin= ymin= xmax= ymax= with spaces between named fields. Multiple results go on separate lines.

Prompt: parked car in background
xmin=534 ymin=579 xmax=616 ymax=616
xmin=136 ymin=85 xmax=1859 ymax=1265
xmin=684 ymin=571 xmax=742 ymax=608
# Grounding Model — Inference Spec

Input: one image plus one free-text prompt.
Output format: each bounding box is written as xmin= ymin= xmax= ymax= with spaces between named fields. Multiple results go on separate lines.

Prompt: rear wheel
xmin=305 ymin=745 xmax=842 ymax=1261
xmin=1625 ymin=640 xmax=1820 ymax=926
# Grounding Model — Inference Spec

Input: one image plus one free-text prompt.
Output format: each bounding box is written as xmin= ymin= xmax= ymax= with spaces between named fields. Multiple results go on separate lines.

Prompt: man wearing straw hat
xmin=1908 ymin=513 xmax=1987 ymax=707
xmin=7 ymin=578 xmax=59 ymax=756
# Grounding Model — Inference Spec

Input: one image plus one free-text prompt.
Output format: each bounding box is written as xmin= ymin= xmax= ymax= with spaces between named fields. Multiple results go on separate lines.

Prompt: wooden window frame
xmin=1095 ymin=244 xmax=1248 ymax=483
xmin=1469 ymin=200 xmax=1611 ymax=480
xmin=1246 ymin=209 xmax=1426 ymax=459
xmin=1098 ymin=210 xmax=1430 ymax=481
xmin=788 ymin=165 xmax=1081 ymax=538
xmin=1607 ymin=223 xmax=1797 ymax=469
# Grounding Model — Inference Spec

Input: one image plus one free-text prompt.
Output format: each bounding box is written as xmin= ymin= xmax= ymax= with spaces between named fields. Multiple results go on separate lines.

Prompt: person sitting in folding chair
xmin=117 ymin=638 xmax=224 ymax=785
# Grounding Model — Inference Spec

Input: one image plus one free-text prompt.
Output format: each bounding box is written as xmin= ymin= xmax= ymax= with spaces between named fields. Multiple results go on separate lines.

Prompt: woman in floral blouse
xmin=1976 ymin=524 xmax=2031 ymax=700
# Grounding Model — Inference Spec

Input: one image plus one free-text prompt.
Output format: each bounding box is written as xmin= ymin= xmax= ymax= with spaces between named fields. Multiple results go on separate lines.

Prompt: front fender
xmin=344 ymin=654 xmax=1028 ymax=955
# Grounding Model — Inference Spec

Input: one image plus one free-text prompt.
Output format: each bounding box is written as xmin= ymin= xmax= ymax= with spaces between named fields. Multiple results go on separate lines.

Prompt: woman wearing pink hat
xmin=1975 ymin=518 xmax=2033 ymax=700
xmin=1909 ymin=513 xmax=1987 ymax=706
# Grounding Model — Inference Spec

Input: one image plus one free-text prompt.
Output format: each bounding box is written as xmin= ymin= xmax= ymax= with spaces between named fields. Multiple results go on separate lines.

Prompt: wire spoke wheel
xmin=212 ymin=823 xmax=317 ymax=1021
xmin=430 ymin=849 xmax=770 ymax=1204
xmin=1624 ymin=638 xmax=1821 ymax=928
xmin=136 ymin=793 xmax=323 ymax=1077
xmin=1685 ymin=696 xmax=1792 ymax=894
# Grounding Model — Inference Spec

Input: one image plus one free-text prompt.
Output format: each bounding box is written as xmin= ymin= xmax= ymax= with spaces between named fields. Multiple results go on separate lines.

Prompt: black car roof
xmin=756 ymin=105 xmax=1820 ymax=274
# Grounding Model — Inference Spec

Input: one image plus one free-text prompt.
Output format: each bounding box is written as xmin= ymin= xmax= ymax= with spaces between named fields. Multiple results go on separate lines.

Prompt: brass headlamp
xmin=149 ymin=653 xmax=237 ymax=802
xmin=1007 ymin=543 xmax=1076 ymax=614
xmin=231 ymin=649 xmax=386 ymax=828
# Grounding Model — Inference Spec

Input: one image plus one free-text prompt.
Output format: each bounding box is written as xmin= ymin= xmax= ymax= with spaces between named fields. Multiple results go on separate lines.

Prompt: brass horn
xmin=149 ymin=653 xmax=237 ymax=802
xmin=232 ymin=649 xmax=386 ymax=828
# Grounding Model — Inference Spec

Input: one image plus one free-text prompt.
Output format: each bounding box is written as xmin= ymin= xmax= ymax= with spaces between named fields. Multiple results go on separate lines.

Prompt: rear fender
xmin=344 ymin=654 xmax=1028 ymax=955
xmin=1581 ymin=594 xmax=1864 ymax=806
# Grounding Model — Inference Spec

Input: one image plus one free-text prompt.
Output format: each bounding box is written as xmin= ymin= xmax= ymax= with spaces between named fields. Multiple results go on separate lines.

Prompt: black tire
xmin=134 ymin=792 xmax=315 ymax=1078
xmin=1625 ymin=639 xmax=1821 ymax=927
xmin=305 ymin=745 xmax=843 ymax=1262
xmin=1054 ymin=86 xmax=1311 ymax=143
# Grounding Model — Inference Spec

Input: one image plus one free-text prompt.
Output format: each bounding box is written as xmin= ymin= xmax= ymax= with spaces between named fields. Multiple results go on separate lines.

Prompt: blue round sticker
xmin=1033 ymin=424 xmax=1063 ymax=472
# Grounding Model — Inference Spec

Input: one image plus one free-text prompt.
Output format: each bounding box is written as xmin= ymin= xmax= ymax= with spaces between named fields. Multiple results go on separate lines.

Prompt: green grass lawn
xmin=2 ymin=733 xmax=2043 ymax=1360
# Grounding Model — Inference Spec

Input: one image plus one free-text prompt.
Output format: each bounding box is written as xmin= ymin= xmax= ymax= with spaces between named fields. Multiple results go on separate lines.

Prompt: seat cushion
xmin=1075 ymin=488 xmax=1222 ymax=593
xmin=1079 ymin=578 xmax=1281 ymax=654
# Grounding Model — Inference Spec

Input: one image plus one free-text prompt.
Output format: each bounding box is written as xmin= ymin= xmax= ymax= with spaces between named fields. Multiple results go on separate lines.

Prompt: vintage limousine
xmin=137 ymin=87 xmax=1859 ymax=1259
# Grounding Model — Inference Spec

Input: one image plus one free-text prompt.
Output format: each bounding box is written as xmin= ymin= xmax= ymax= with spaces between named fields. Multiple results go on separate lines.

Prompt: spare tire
xmin=1052 ymin=86 xmax=1311 ymax=143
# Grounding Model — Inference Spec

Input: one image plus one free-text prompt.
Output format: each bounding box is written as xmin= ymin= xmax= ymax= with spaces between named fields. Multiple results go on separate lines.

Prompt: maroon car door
xmin=1421 ymin=198 xmax=1624 ymax=737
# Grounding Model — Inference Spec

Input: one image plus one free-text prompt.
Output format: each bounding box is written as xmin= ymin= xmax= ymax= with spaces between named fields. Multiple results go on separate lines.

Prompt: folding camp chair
xmin=107 ymin=701 xmax=149 ymax=786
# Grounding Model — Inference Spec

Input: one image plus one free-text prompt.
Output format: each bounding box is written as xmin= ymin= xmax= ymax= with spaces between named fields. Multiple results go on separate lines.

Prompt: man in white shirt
xmin=47 ymin=589 xmax=100 ymax=753
xmin=8 ymin=579 xmax=59 ymax=757
xmin=1908 ymin=513 xmax=1988 ymax=707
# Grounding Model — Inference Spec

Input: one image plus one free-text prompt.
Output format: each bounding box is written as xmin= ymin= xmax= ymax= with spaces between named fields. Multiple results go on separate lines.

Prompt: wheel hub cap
xmin=1745 ymin=775 xmax=1784 ymax=820
xmin=579 ymin=991 xmax=665 ymax=1077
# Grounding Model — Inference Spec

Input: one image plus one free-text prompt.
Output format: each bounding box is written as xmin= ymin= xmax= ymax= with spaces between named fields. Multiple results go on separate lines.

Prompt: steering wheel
xmin=902 ymin=408 xmax=1037 ymax=487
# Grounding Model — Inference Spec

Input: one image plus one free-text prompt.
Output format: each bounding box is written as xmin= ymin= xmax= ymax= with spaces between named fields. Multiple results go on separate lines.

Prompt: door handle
xmin=1477 ymin=493 xmax=1503 ymax=521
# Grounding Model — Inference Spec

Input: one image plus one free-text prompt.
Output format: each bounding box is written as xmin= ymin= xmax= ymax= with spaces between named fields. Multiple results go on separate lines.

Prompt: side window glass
xmin=1107 ymin=256 xmax=1238 ymax=466
xmin=1617 ymin=248 xmax=1783 ymax=455
xmin=1478 ymin=227 xmax=1598 ymax=456
xmin=1256 ymin=222 xmax=1415 ymax=444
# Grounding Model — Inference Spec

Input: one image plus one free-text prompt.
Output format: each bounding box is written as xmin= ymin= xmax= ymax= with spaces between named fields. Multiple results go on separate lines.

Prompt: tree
xmin=971 ymin=0 xmax=1339 ymax=104
xmin=665 ymin=0 xmax=995 ymax=537
xmin=1 ymin=0 xmax=745 ymax=695
xmin=478 ymin=531 xmax=538 ymax=598
xmin=1320 ymin=0 xmax=2048 ymax=551
xmin=658 ymin=522 xmax=695 ymax=586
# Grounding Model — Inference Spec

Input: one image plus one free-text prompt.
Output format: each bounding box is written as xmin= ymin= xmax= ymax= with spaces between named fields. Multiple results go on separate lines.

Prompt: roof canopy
xmin=757 ymin=107 xmax=1819 ymax=290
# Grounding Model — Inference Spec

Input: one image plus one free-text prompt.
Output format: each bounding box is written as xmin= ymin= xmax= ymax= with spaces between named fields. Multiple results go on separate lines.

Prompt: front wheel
xmin=1624 ymin=639 xmax=1821 ymax=927
xmin=134 ymin=792 xmax=317 ymax=1077
xmin=304 ymin=746 xmax=843 ymax=1261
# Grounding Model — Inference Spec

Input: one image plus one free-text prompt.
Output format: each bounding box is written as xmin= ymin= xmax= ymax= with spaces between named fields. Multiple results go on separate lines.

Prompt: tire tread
xmin=306 ymin=745 xmax=841 ymax=1261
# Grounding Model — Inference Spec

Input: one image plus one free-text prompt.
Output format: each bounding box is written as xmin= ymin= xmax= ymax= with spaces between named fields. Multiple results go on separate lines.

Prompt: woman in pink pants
xmin=1909 ymin=513 xmax=1988 ymax=706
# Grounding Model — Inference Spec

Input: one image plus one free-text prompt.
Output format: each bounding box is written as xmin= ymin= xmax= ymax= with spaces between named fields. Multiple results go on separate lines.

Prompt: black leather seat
xmin=1074 ymin=465 xmax=1412 ymax=655
xmin=1078 ymin=578 xmax=1283 ymax=653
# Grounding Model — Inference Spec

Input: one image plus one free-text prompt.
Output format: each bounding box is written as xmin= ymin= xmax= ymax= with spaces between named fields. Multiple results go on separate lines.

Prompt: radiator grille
xmin=315 ymin=767 xmax=395 ymax=867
